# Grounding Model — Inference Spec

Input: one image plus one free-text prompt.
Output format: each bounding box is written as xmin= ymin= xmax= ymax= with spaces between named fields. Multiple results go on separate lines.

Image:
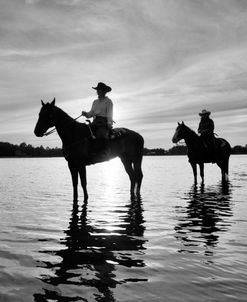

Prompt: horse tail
xmin=133 ymin=133 xmax=144 ymax=193
xmin=136 ymin=133 xmax=144 ymax=160
xmin=216 ymin=138 xmax=232 ymax=155
xmin=225 ymin=159 xmax=229 ymax=175
xmin=216 ymin=138 xmax=231 ymax=179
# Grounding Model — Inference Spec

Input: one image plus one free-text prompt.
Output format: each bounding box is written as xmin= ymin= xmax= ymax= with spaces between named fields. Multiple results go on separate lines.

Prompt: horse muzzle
xmin=34 ymin=128 xmax=44 ymax=137
xmin=172 ymin=136 xmax=178 ymax=144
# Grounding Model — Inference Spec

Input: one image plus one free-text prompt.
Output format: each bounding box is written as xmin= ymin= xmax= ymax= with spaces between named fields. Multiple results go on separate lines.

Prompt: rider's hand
xmin=81 ymin=111 xmax=87 ymax=117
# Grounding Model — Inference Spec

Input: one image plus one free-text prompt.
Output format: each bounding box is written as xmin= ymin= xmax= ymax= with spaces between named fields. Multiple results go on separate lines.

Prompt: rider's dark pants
xmin=92 ymin=117 xmax=109 ymax=153
xmin=201 ymin=133 xmax=216 ymax=158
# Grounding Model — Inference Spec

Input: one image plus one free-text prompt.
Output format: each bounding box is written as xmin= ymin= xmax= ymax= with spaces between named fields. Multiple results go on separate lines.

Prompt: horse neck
xmin=183 ymin=126 xmax=200 ymax=148
xmin=53 ymin=107 xmax=80 ymax=143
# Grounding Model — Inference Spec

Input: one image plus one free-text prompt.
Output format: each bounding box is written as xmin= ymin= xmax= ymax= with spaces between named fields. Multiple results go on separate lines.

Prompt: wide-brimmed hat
xmin=199 ymin=109 xmax=211 ymax=116
xmin=92 ymin=82 xmax=112 ymax=93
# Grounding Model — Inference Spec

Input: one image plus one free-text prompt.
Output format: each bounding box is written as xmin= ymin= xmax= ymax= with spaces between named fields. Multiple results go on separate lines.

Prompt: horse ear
xmin=51 ymin=98 xmax=55 ymax=106
xmin=178 ymin=122 xmax=181 ymax=126
xmin=182 ymin=121 xmax=184 ymax=125
xmin=41 ymin=100 xmax=45 ymax=106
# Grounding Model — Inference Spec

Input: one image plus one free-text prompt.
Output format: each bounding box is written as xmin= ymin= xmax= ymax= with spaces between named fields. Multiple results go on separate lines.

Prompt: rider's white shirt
xmin=86 ymin=97 xmax=113 ymax=126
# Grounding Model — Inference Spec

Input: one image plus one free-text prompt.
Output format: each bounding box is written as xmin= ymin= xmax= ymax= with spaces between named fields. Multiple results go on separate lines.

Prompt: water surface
xmin=0 ymin=156 xmax=247 ymax=301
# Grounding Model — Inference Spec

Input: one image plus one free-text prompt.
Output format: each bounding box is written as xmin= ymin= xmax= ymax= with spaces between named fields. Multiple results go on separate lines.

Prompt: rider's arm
xmin=82 ymin=100 xmax=96 ymax=118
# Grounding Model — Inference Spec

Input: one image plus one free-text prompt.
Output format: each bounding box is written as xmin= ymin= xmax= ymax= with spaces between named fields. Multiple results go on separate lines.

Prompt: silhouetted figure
xmin=174 ymin=182 xmax=232 ymax=254
xmin=82 ymin=82 xmax=113 ymax=157
xmin=198 ymin=109 xmax=216 ymax=162
xmin=33 ymin=197 xmax=147 ymax=301
xmin=34 ymin=99 xmax=144 ymax=200
xmin=172 ymin=122 xmax=231 ymax=183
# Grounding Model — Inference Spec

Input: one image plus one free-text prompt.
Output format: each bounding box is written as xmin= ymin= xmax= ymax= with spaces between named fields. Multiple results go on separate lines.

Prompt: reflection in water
xmin=175 ymin=181 xmax=233 ymax=254
xmin=34 ymin=196 xmax=147 ymax=301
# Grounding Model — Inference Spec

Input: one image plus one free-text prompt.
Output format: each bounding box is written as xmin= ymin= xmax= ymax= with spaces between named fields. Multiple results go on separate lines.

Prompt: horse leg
xmin=78 ymin=164 xmax=88 ymax=202
xmin=133 ymin=159 xmax=143 ymax=195
xmin=225 ymin=159 xmax=229 ymax=181
xmin=190 ymin=162 xmax=197 ymax=184
xmin=120 ymin=156 xmax=135 ymax=196
xmin=221 ymin=159 xmax=229 ymax=182
xmin=199 ymin=162 xmax=204 ymax=184
xmin=216 ymin=159 xmax=227 ymax=182
xmin=68 ymin=161 xmax=78 ymax=201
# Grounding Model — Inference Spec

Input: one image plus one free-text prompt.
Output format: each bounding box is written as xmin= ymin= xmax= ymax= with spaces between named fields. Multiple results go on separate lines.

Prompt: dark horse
xmin=34 ymin=99 xmax=144 ymax=201
xmin=172 ymin=122 xmax=231 ymax=183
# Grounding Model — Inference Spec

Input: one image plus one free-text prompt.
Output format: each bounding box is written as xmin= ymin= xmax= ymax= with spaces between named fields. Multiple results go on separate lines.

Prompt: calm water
xmin=0 ymin=155 xmax=247 ymax=302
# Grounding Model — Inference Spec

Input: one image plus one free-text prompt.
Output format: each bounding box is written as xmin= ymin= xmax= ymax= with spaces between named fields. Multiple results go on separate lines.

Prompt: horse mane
xmin=53 ymin=105 xmax=86 ymax=126
xmin=54 ymin=105 xmax=75 ymax=122
xmin=53 ymin=105 xmax=89 ymax=138
xmin=182 ymin=123 xmax=199 ymax=139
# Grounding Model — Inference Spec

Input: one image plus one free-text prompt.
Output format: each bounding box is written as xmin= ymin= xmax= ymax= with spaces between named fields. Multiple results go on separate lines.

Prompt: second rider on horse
xmin=81 ymin=82 xmax=113 ymax=157
xmin=198 ymin=109 xmax=216 ymax=161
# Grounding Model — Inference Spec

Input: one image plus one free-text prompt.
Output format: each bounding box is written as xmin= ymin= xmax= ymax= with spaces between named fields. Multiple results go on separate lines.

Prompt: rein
xmin=44 ymin=114 xmax=83 ymax=136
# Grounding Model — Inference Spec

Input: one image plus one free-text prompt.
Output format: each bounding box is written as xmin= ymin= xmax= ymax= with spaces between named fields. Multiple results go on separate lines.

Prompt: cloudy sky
xmin=1 ymin=0 xmax=247 ymax=149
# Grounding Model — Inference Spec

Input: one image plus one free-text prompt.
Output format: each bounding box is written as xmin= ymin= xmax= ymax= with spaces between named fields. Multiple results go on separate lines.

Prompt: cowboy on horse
xmin=34 ymin=97 xmax=144 ymax=200
xmin=81 ymin=82 xmax=113 ymax=158
xmin=198 ymin=109 xmax=216 ymax=161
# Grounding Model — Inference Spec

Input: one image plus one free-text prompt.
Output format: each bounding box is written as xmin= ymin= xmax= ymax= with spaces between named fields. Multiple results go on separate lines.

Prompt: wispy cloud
xmin=1 ymin=0 xmax=247 ymax=148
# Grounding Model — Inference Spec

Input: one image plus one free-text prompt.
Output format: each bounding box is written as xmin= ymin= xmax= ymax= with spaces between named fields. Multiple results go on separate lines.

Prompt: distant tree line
xmin=0 ymin=141 xmax=247 ymax=157
xmin=0 ymin=142 xmax=62 ymax=157
xmin=231 ymin=145 xmax=247 ymax=154
xmin=143 ymin=145 xmax=188 ymax=155
xmin=144 ymin=144 xmax=247 ymax=155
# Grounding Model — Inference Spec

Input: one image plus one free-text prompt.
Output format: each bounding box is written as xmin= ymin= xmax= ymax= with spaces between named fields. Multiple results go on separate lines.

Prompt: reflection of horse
xmin=175 ymin=182 xmax=232 ymax=253
xmin=172 ymin=122 xmax=231 ymax=183
xmin=34 ymin=99 xmax=144 ymax=201
xmin=34 ymin=197 xmax=147 ymax=301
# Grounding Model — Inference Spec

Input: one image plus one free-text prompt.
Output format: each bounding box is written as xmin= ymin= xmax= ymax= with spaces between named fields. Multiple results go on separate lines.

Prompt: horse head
xmin=172 ymin=121 xmax=187 ymax=143
xmin=34 ymin=98 xmax=56 ymax=137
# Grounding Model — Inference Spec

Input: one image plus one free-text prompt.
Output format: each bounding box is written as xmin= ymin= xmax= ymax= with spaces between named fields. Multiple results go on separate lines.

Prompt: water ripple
xmin=1 ymin=156 xmax=247 ymax=301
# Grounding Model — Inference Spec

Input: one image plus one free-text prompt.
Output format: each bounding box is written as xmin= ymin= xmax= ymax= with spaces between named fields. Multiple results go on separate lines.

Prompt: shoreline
xmin=1 ymin=154 xmax=247 ymax=159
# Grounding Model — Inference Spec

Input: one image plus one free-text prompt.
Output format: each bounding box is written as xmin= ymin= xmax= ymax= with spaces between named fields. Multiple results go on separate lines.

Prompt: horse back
xmin=215 ymin=137 xmax=231 ymax=153
xmin=187 ymin=136 xmax=231 ymax=163
xmin=109 ymin=127 xmax=144 ymax=159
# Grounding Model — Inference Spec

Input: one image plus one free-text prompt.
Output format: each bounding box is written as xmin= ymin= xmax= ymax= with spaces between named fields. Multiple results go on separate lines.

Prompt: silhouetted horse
xmin=172 ymin=122 xmax=231 ymax=183
xmin=174 ymin=182 xmax=232 ymax=250
xmin=34 ymin=99 xmax=144 ymax=201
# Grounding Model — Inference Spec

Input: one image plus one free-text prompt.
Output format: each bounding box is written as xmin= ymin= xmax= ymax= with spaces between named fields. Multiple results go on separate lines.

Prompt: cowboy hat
xmin=199 ymin=109 xmax=211 ymax=116
xmin=92 ymin=82 xmax=112 ymax=93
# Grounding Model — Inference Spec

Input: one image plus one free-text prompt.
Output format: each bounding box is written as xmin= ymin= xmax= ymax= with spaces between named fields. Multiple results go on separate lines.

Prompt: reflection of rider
xmin=198 ymin=109 xmax=216 ymax=161
xmin=174 ymin=182 xmax=232 ymax=253
xmin=82 ymin=82 xmax=113 ymax=155
xmin=33 ymin=196 xmax=147 ymax=301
